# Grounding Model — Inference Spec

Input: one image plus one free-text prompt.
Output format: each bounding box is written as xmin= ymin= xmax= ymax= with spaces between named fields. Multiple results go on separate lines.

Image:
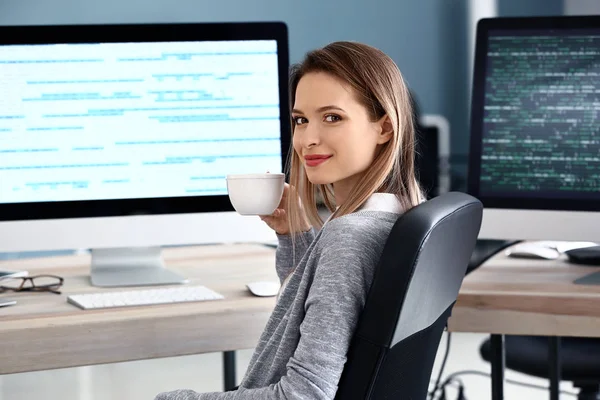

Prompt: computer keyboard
xmin=67 ymin=285 xmax=224 ymax=310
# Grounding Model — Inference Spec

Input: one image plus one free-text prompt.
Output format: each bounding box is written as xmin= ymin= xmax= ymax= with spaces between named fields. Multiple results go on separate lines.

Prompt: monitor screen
xmin=0 ymin=22 xmax=290 ymax=221
xmin=0 ymin=40 xmax=281 ymax=204
xmin=468 ymin=17 xmax=600 ymax=212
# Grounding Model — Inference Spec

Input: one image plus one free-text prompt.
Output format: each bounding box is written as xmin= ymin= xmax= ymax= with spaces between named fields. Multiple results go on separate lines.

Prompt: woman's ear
xmin=376 ymin=115 xmax=394 ymax=144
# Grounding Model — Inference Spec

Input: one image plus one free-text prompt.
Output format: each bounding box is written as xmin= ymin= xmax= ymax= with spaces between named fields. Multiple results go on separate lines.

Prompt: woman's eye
xmin=324 ymin=114 xmax=341 ymax=123
xmin=293 ymin=116 xmax=307 ymax=125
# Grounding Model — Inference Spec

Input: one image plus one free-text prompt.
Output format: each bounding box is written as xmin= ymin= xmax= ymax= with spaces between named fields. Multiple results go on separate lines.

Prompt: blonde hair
xmin=285 ymin=41 xmax=424 ymax=237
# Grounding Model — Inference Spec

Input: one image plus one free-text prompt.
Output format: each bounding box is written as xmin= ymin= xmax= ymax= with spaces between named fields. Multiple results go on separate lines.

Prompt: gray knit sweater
xmin=155 ymin=193 xmax=403 ymax=400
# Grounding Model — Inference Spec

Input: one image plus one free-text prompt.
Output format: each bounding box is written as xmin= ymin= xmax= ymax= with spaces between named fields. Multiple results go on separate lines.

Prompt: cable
xmin=428 ymin=332 xmax=452 ymax=399
xmin=437 ymin=377 xmax=465 ymax=400
xmin=428 ymin=375 xmax=462 ymax=400
xmin=437 ymin=370 xmax=578 ymax=398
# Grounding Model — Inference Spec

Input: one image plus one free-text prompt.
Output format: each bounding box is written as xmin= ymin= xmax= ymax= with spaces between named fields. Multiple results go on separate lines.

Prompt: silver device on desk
xmin=0 ymin=22 xmax=290 ymax=288
xmin=0 ymin=270 xmax=28 ymax=307
xmin=0 ymin=298 xmax=17 ymax=308
xmin=467 ymin=18 xmax=600 ymax=284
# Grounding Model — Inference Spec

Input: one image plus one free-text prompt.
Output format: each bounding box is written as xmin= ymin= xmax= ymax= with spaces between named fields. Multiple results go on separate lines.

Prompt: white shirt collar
xmin=357 ymin=192 xmax=404 ymax=214
xmin=331 ymin=193 xmax=404 ymax=215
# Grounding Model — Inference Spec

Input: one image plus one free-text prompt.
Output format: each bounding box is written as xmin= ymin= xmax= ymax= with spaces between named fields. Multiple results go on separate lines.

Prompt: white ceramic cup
xmin=226 ymin=173 xmax=285 ymax=215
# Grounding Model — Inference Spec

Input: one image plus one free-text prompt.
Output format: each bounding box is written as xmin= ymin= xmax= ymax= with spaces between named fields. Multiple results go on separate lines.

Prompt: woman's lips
xmin=304 ymin=155 xmax=332 ymax=167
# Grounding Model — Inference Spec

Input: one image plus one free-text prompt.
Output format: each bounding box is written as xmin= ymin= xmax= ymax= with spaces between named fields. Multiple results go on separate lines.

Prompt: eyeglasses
xmin=0 ymin=274 xmax=64 ymax=295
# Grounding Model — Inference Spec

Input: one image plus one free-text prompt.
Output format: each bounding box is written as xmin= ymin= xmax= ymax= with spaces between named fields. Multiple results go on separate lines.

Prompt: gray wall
xmin=565 ymin=0 xmax=600 ymax=14
xmin=499 ymin=0 xmax=563 ymax=16
xmin=0 ymin=0 xmax=567 ymax=188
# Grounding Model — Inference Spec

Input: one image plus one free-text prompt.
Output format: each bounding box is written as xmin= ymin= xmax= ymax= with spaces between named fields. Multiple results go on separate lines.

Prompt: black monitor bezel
xmin=467 ymin=16 xmax=600 ymax=212
xmin=0 ymin=22 xmax=291 ymax=221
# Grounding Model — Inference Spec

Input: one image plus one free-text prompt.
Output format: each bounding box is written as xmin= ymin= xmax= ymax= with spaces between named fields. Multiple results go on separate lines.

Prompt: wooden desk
xmin=448 ymin=253 xmax=600 ymax=337
xmin=448 ymin=250 xmax=600 ymax=400
xmin=0 ymin=244 xmax=278 ymax=379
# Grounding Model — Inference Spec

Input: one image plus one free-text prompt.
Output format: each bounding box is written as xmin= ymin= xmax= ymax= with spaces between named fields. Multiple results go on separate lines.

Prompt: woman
xmin=155 ymin=40 xmax=423 ymax=400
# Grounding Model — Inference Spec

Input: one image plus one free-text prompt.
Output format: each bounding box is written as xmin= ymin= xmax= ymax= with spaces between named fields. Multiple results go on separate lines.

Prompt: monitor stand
xmin=90 ymin=247 xmax=188 ymax=287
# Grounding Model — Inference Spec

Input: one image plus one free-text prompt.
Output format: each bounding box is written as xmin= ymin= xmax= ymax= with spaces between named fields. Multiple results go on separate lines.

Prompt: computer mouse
xmin=246 ymin=281 xmax=280 ymax=297
xmin=505 ymin=243 xmax=561 ymax=260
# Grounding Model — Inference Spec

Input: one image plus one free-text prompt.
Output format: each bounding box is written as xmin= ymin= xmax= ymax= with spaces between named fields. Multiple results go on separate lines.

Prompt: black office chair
xmin=480 ymin=336 xmax=600 ymax=400
xmin=335 ymin=191 xmax=483 ymax=399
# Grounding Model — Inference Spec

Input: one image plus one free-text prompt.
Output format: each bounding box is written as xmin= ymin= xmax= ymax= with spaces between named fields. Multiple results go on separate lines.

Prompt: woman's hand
xmin=260 ymin=183 xmax=311 ymax=235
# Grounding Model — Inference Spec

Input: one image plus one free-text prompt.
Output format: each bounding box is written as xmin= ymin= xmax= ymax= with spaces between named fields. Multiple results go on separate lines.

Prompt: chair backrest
xmin=335 ymin=192 xmax=483 ymax=399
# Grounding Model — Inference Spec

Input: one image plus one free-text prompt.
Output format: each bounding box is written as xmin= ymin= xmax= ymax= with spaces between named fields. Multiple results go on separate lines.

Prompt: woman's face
xmin=292 ymin=72 xmax=391 ymax=201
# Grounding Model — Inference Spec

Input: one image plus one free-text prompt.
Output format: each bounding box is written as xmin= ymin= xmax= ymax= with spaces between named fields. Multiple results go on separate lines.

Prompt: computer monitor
xmin=0 ymin=22 xmax=290 ymax=286
xmin=468 ymin=16 xmax=600 ymax=244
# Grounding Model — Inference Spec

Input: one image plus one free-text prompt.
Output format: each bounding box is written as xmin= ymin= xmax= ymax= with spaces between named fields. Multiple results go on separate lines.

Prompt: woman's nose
xmin=301 ymin=125 xmax=320 ymax=149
